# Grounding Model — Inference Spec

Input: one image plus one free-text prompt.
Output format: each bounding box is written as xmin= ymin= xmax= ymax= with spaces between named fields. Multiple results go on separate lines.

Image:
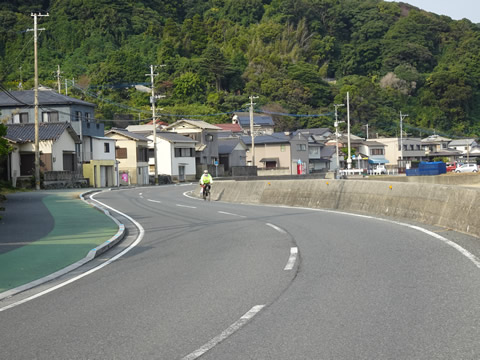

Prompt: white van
xmin=373 ymin=165 xmax=387 ymax=175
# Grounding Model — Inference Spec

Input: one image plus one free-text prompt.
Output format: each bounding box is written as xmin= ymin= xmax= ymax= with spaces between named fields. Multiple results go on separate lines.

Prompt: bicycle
xmin=202 ymin=184 xmax=211 ymax=201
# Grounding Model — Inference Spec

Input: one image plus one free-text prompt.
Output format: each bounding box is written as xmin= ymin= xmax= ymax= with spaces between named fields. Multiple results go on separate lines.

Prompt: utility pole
xmin=146 ymin=65 xmax=165 ymax=185
xmin=249 ymin=95 xmax=258 ymax=167
xmin=19 ymin=66 xmax=23 ymax=89
xmin=147 ymin=65 xmax=159 ymax=185
xmin=400 ymin=111 xmax=408 ymax=161
xmin=56 ymin=65 xmax=61 ymax=93
xmin=346 ymin=92 xmax=352 ymax=169
xmin=28 ymin=12 xmax=48 ymax=190
xmin=334 ymin=103 xmax=345 ymax=172
xmin=467 ymin=139 xmax=470 ymax=163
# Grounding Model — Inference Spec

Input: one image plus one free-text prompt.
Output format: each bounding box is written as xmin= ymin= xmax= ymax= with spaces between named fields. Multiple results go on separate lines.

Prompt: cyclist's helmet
xmin=204 ymin=170 xmax=208 ymax=174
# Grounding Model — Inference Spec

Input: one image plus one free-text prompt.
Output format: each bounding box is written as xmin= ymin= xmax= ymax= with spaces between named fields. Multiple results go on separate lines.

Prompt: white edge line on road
xmin=218 ymin=211 xmax=246 ymax=218
xmin=147 ymin=199 xmax=162 ymax=203
xmin=266 ymin=223 xmax=286 ymax=234
xmin=284 ymin=247 xmax=298 ymax=271
xmin=0 ymin=192 xmax=145 ymax=313
xmin=176 ymin=204 xmax=197 ymax=209
xmin=182 ymin=305 xmax=265 ymax=360
xmin=184 ymin=187 xmax=479 ymax=269
xmin=270 ymin=204 xmax=480 ymax=270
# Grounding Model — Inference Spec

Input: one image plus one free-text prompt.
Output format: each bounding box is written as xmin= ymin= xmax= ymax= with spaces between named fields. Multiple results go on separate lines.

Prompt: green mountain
xmin=1 ymin=0 xmax=480 ymax=138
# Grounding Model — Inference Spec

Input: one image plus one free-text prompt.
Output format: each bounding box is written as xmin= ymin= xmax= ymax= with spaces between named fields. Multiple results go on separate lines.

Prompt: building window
xmin=74 ymin=111 xmax=82 ymax=121
xmin=175 ymin=148 xmax=193 ymax=157
xmin=137 ymin=147 xmax=148 ymax=162
xmin=85 ymin=112 xmax=91 ymax=122
xmin=42 ymin=111 xmax=59 ymax=123
xmin=104 ymin=143 xmax=110 ymax=153
xmin=265 ymin=161 xmax=277 ymax=169
xmin=416 ymin=145 xmax=421 ymax=150
xmin=13 ymin=113 xmax=28 ymax=123
xmin=280 ymin=145 xmax=286 ymax=152
xmin=309 ymin=147 xmax=320 ymax=156
xmin=371 ymin=149 xmax=384 ymax=155
xmin=296 ymin=144 xmax=306 ymax=151
xmin=410 ymin=145 xmax=414 ymax=150
xmin=116 ymin=147 xmax=127 ymax=159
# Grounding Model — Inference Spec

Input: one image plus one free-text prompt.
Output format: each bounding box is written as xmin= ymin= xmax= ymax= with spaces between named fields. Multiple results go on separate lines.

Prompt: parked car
xmin=446 ymin=162 xmax=459 ymax=172
xmin=455 ymin=163 xmax=478 ymax=173
xmin=372 ymin=164 xmax=387 ymax=175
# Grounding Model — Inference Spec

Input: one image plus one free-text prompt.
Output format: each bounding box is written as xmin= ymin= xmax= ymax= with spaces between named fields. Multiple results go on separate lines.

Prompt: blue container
xmin=407 ymin=161 xmax=446 ymax=176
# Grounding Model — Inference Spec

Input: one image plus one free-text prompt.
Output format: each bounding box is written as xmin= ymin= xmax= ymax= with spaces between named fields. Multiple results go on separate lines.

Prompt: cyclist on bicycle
xmin=200 ymin=169 xmax=213 ymax=195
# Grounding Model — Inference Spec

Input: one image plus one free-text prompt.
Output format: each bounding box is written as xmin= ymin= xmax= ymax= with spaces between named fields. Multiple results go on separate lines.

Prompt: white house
xmin=164 ymin=119 xmax=222 ymax=173
xmin=151 ymin=132 xmax=197 ymax=182
xmin=81 ymin=136 xmax=117 ymax=188
xmin=448 ymin=139 xmax=478 ymax=155
xmin=5 ymin=122 xmax=80 ymax=185
xmin=0 ymin=88 xmax=104 ymax=172
xmin=105 ymin=128 xmax=150 ymax=186
xmin=375 ymin=137 xmax=425 ymax=170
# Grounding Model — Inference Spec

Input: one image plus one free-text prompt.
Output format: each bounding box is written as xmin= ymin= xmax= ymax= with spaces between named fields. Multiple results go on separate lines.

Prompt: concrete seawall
xmin=205 ymin=179 xmax=480 ymax=239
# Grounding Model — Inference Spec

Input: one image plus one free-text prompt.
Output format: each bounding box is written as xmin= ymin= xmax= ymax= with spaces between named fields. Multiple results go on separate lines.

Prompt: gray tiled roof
xmin=363 ymin=141 xmax=385 ymax=147
xmin=218 ymin=138 xmax=241 ymax=154
xmin=449 ymin=139 xmax=477 ymax=146
xmin=165 ymin=119 xmax=222 ymax=131
xmin=156 ymin=132 xmax=197 ymax=143
xmin=5 ymin=123 xmax=80 ymax=143
xmin=234 ymin=112 xmax=274 ymax=126
xmin=321 ymin=145 xmax=337 ymax=158
xmin=293 ymin=128 xmax=331 ymax=136
xmin=241 ymin=133 xmax=291 ymax=145
xmin=0 ymin=90 xmax=95 ymax=108
xmin=105 ymin=127 xmax=149 ymax=141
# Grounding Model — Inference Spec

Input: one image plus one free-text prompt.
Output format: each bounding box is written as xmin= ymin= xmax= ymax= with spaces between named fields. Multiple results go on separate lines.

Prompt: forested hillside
xmin=1 ymin=0 xmax=480 ymax=138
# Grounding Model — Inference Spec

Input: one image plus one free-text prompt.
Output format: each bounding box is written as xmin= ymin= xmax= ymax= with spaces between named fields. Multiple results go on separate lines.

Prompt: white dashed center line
xmin=266 ymin=223 xmax=286 ymax=234
xmin=147 ymin=199 xmax=162 ymax=203
xmin=176 ymin=204 xmax=197 ymax=209
xmin=284 ymin=247 xmax=298 ymax=270
xmin=217 ymin=211 xmax=246 ymax=218
xmin=182 ymin=305 xmax=265 ymax=360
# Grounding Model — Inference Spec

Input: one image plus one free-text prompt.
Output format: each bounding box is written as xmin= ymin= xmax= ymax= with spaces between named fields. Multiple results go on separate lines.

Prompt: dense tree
xmin=1 ymin=0 xmax=480 ymax=137
xmin=0 ymin=123 xmax=10 ymax=156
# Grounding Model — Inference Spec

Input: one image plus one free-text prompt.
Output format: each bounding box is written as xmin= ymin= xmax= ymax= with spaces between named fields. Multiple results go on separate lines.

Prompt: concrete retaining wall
xmin=206 ymin=179 xmax=480 ymax=239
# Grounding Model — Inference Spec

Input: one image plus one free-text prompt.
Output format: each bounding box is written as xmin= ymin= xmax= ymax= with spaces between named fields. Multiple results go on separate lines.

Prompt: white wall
xmin=51 ymin=131 xmax=76 ymax=171
xmin=91 ymin=138 xmax=116 ymax=161
xmin=172 ymin=148 xmax=196 ymax=176
xmin=157 ymin=139 xmax=173 ymax=175
xmin=9 ymin=146 xmax=20 ymax=179
xmin=154 ymin=138 xmax=196 ymax=177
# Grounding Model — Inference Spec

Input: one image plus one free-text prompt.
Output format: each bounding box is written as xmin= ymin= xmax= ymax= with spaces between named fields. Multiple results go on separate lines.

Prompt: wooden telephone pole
xmin=29 ymin=12 xmax=49 ymax=190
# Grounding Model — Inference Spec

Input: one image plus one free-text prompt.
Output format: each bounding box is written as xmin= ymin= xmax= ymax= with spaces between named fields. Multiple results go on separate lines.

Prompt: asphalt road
xmin=0 ymin=184 xmax=479 ymax=360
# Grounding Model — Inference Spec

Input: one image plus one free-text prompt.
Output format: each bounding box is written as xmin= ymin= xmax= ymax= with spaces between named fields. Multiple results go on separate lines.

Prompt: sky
xmin=387 ymin=0 xmax=480 ymax=23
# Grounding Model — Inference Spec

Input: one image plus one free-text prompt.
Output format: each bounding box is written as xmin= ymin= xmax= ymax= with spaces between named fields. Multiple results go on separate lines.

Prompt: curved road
xmin=0 ymin=185 xmax=479 ymax=359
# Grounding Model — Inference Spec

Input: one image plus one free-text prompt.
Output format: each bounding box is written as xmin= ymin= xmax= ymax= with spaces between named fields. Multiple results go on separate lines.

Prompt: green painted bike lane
xmin=0 ymin=193 xmax=118 ymax=292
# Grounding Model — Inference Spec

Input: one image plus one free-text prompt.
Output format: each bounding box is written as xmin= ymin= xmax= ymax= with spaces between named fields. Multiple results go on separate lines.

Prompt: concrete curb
xmin=80 ymin=190 xmax=126 ymax=259
xmin=0 ymin=189 xmax=126 ymax=301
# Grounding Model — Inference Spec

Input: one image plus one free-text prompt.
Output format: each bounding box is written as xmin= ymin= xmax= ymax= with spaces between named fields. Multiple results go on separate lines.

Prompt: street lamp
xmin=400 ymin=111 xmax=408 ymax=161
xmin=334 ymin=103 xmax=345 ymax=172
xmin=249 ymin=95 xmax=259 ymax=167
